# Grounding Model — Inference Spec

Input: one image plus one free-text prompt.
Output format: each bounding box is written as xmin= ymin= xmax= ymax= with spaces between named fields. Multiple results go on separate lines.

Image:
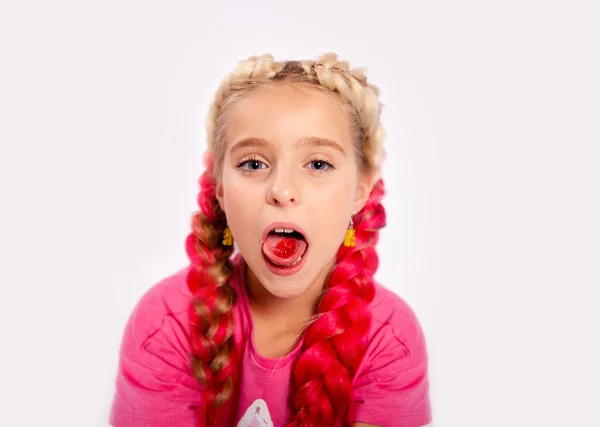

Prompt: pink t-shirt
xmin=109 ymin=253 xmax=432 ymax=426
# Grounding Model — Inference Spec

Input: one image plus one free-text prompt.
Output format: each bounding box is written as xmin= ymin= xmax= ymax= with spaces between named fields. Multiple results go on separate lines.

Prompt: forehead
xmin=224 ymin=83 xmax=353 ymax=149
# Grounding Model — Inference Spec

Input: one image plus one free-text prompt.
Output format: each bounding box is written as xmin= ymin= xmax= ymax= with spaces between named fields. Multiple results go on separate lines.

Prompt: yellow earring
xmin=222 ymin=226 xmax=233 ymax=246
xmin=343 ymin=217 xmax=356 ymax=247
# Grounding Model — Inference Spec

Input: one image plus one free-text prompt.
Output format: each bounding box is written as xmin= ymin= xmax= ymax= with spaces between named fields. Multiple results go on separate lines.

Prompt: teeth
xmin=273 ymin=227 xmax=295 ymax=234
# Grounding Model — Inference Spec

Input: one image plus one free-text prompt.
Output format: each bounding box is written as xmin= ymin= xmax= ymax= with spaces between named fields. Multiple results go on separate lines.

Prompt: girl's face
xmin=216 ymin=83 xmax=372 ymax=299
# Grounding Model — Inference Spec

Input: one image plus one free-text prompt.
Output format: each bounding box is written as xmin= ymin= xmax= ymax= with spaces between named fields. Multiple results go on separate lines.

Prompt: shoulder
xmin=350 ymin=283 xmax=432 ymax=425
xmin=116 ymin=265 xmax=196 ymax=379
xmin=368 ymin=282 xmax=428 ymax=356
xmin=110 ymin=266 xmax=202 ymax=425
xmin=357 ymin=282 xmax=429 ymax=379
xmin=122 ymin=266 xmax=193 ymax=351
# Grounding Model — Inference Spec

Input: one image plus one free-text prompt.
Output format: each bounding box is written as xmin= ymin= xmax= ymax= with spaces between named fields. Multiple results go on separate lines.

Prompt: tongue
xmin=262 ymin=234 xmax=308 ymax=267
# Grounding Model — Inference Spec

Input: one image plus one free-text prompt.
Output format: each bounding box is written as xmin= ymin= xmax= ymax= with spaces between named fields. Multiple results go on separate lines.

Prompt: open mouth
xmin=261 ymin=227 xmax=309 ymax=270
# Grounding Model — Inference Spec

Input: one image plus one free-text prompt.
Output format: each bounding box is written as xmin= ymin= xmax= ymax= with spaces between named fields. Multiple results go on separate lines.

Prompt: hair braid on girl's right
xmin=184 ymin=152 xmax=237 ymax=426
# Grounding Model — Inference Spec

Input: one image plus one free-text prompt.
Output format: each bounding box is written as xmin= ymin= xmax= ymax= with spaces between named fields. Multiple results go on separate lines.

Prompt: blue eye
xmin=237 ymin=158 xmax=267 ymax=171
xmin=307 ymin=159 xmax=334 ymax=172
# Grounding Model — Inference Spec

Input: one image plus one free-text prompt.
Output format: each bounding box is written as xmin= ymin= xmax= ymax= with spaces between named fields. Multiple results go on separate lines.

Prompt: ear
xmin=204 ymin=151 xmax=226 ymax=213
xmin=353 ymin=170 xmax=379 ymax=214
xmin=215 ymin=179 xmax=225 ymax=213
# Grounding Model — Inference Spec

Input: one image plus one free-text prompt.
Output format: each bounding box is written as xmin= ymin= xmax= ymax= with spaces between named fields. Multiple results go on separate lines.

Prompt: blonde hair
xmin=206 ymin=53 xmax=385 ymax=181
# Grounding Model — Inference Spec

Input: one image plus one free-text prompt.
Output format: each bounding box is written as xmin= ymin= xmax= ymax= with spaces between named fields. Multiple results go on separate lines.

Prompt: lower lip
xmin=262 ymin=244 xmax=309 ymax=277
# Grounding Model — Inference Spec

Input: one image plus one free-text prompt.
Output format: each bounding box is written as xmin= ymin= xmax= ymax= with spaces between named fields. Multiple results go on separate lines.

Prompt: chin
xmin=260 ymin=277 xmax=312 ymax=299
xmin=254 ymin=264 xmax=314 ymax=299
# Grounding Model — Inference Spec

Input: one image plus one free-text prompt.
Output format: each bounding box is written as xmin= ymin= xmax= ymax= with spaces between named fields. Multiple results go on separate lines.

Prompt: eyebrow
xmin=230 ymin=136 xmax=346 ymax=155
xmin=298 ymin=136 xmax=346 ymax=155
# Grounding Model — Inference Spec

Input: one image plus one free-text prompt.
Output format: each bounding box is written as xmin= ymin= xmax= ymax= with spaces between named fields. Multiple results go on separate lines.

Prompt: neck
xmin=244 ymin=258 xmax=335 ymax=330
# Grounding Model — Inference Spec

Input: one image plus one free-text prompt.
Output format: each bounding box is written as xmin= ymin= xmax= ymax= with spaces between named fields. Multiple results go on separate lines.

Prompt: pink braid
xmin=185 ymin=153 xmax=238 ymax=426
xmin=288 ymin=179 xmax=387 ymax=426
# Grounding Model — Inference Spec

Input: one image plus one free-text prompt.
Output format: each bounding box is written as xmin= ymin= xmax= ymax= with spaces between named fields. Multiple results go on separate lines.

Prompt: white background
xmin=1 ymin=0 xmax=598 ymax=426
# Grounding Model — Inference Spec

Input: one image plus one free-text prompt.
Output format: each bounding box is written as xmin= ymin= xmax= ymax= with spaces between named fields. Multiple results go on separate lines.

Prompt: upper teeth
xmin=273 ymin=228 xmax=295 ymax=233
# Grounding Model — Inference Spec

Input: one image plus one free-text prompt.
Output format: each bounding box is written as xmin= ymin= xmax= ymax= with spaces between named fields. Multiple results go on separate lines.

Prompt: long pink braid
xmin=184 ymin=153 xmax=238 ymax=426
xmin=288 ymin=178 xmax=387 ymax=426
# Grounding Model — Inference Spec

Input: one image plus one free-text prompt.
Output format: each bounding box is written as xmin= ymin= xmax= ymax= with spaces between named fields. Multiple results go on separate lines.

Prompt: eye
xmin=307 ymin=159 xmax=334 ymax=172
xmin=237 ymin=157 xmax=267 ymax=172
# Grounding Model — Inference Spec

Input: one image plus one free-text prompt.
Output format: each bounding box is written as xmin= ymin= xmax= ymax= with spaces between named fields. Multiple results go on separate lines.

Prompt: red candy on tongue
xmin=274 ymin=237 xmax=297 ymax=258
xmin=262 ymin=233 xmax=308 ymax=267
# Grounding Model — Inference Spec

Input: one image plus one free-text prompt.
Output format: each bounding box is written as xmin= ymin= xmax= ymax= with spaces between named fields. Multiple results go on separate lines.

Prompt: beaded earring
xmin=222 ymin=226 xmax=233 ymax=246
xmin=343 ymin=217 xmax=356 ymax=247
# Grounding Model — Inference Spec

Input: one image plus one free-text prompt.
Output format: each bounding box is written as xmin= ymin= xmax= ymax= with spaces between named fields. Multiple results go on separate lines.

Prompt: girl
xmin=109 ymin=53 xmax=432 ymax=427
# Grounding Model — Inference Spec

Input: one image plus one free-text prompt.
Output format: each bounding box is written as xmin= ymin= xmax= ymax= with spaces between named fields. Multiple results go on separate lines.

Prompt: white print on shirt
xmin=237 ymin=398 xmax=274 ymax=427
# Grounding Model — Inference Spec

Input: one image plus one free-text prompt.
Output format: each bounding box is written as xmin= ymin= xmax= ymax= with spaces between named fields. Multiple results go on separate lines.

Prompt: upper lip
xmin=261 ymin=222 xmax=309 ymax=245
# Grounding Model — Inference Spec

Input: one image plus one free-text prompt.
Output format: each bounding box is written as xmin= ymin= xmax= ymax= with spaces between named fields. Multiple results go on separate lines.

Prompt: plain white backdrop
xmin=1 ymin=0 xmax=598 ymax=426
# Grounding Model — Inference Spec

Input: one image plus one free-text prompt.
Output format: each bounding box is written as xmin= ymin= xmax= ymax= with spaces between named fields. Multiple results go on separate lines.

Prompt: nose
xmin=267 ymin=167 xmax=299 ymax=207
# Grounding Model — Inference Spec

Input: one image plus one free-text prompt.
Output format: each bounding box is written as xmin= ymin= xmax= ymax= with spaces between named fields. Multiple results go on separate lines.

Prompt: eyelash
xmin=307 ymin=158 xmax=335 ymax=172
xmin=236 ymin=156 xmax=335 ymax=173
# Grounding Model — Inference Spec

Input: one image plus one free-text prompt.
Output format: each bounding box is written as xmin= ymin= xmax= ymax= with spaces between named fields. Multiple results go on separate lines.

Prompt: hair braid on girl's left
xmin=185 ymin=153 xmax=237 ymax=426
xmin=287 ymin=179 xmax=387 ymax=426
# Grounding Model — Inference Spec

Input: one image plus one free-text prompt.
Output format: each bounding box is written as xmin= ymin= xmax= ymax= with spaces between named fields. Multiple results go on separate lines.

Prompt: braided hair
xmin=185 ymin=53 xmax=387 ymax=426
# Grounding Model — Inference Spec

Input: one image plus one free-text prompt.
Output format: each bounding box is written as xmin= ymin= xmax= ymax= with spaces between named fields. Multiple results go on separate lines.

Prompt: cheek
xmin=305 ymin=175 xmax=357 ymax=246
xmin=308 ymin=172 xmax=357 ymax=212
xmin=221 ymin=180 xmax=260 ymax=247
xmin=221 ymin=173 xmax=262 ymax=220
